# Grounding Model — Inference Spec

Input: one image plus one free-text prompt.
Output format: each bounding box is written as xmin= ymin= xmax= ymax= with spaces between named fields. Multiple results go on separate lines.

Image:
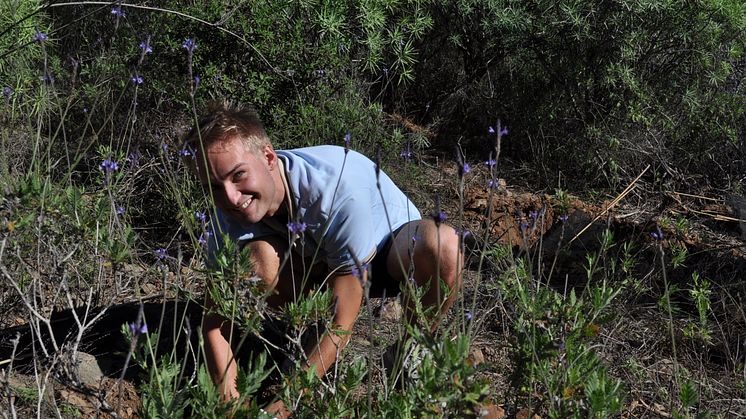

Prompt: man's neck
xmin=271 ymin=157 xmax=291 ymax=219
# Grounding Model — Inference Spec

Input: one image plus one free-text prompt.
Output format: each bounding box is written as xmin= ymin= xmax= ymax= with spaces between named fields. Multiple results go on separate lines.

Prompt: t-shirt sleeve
xmin=322 ymin=192 xmax=377 ymax=273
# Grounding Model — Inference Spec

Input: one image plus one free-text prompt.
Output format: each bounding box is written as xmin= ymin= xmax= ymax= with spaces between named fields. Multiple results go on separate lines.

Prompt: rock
xmin=478 ymin=403 xmax=506 ymax=418
xmin=141 ymin=282 xmax=157 ymax=295
xmin=516 ymin=408 xmax=542 ymax=419
xmin=468 ymin=346 xmax=485 ymax=366
xmin=76 ymin=352 xmax=103 ymax=387
xmin=58 ymin=388 xmax=90 ymax=416
xmin=379 ymin=299 xmax=402 ymax=322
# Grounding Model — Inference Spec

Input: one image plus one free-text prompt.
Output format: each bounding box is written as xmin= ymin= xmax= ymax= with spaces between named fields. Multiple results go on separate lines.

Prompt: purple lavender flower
xmin=489 ymin=124 xmax=509 ymax=137
xmin=130 ymin=75 xmax=143 ymax=85
xmin=33 ymin=31 xmax=48 ymax=43
xmin=2 ymin=86 xmax=11 ymax=105
xmin=529 ymin=210 xmax=539 ymax=221
xmin=559 ymin=214 xmax=569 ymax=223
xmin=178 ymin=147 xmax=192 ymax=157
xmin=343 ymin=132 xmax=351 ymax=153
xmin=315 ymin=69 xmax=326 ymax=78
xmin=182 ymin=38 xmax=196 ymax=53
xmin=484 ymin=159 xmax=497 ymax=168
xmin=116 ymin=206 xmax=125 ymax=216
xmin=194 ymin=211 xmax=206 ymax=223
xmin=431 ymin=210 xmax=447 ymax=224
xmin=198 ymin=230 xmax=213 ymax=246
xmin=128 ymin=322 xmax=147 ymax=335
xmin=194 ymin=75 xmax=201 ymax=90
xmin=154 ymin=248 xmax=167 ymax=260
xmin=456 ymin=228 xmax=472 ymax=239
xmin=650 ymin=228 xmax=664 ymax=241
xmin=488 ymin=179 xmax=499 ymax=189
xmin=287 ymin=221 xmax=307 ymax=234
xmin=401 ymin=142 xmax=414 ymax=162
xmin=465 ymin=311 xmax=473 ymax=321
xmin=126 ymin=151 xmax=141 ymax=167
xmin=111 ymin=6 xmax=126 ymax=17
xmin=139 ymin=40 xmax=153 ymax=54
xmin=462 ymin=163 xmax=471 ymax=174
xmin=351 ymin=263 xmax=368 ymax=279
xmin=99 ymin=159 xmax=119 ymax=173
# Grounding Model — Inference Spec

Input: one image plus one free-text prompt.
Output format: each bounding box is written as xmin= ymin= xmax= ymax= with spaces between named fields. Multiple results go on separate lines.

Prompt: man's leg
xmin=247 ymin=235 xmax=319 ymax=307
xmin=384 ymin=219 xmax=463 ymax=329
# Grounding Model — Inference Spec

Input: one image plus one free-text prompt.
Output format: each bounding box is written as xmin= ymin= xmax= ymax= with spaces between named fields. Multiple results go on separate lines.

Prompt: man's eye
xmin=233 ymin=171 xmax=245 ymax=181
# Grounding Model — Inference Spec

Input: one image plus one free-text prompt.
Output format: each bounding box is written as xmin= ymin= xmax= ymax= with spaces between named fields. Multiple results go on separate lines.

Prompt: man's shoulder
xmin=278 ymin=145 xmax=371 ymax=165
xmin=279 ymin=146 xmax=376 ymax=188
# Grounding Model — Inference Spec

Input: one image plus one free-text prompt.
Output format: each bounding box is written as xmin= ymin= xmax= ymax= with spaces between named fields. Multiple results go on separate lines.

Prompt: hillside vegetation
xmin=0 ymin=1 xmax=744 ymax=417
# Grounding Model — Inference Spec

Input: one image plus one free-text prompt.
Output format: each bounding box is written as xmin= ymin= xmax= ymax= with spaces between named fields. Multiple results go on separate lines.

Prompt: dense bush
xmin=38 ymin=1 xmax=433 ymax=158
xmin=7 ymin=1 xmax=742 ymax=189
xmin=407 ymin=0 xmax=746 ymax=188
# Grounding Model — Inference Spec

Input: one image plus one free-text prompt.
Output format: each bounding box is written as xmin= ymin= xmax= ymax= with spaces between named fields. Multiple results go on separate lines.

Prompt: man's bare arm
xmin=203 ymin=293 xmax=240 ymax=400
xmin=265 ymin=272 xmax=363 ymax=417
xmin=305 ymin=272 xmax=364 ymax=378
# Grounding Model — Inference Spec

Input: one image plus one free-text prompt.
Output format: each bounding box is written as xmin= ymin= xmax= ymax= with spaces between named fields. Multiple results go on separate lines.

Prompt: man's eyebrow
xmin=217 ymin=163 xmax=244 ymax=179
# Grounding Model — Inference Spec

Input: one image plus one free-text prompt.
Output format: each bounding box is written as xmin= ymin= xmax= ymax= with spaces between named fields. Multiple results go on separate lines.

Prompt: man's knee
xmin=419 ymin=220 xmax=460 ymax=255
xmin=391 ymin=220 xmax=462 ymax=286
xmin=245 ymin=237 xmax=286 ymax=290
xmin=423 ymin=223 xmax=462 ymax=288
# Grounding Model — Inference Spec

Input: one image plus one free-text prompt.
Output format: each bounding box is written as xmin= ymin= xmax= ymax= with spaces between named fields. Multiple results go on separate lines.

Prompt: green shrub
xmin=409 ymin=0 xmax=745 ymax=188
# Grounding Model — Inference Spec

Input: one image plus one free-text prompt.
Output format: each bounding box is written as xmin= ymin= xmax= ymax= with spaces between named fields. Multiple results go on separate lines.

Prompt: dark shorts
xmin=368 ymin=223 xmax=408 ymax=298
xmin=243 ymin=223 xmax=411 ymax=298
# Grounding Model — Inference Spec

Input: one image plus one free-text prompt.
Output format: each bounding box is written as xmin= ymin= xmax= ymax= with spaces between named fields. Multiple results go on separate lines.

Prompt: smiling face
xmin=197 ymin=136 xmax=286 ymax=226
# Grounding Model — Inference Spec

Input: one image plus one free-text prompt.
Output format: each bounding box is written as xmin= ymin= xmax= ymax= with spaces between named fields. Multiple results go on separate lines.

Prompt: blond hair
xmin=184 ymin=100 xmax=270 ymax=154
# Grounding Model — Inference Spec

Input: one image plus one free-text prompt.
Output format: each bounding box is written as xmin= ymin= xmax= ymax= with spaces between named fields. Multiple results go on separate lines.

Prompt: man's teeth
xmin=240 ymin=197 xmax=252 ymax=209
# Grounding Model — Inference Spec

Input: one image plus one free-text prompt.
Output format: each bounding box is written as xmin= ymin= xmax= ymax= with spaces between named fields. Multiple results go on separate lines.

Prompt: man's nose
xmin=224 ymin=183 xmax=243 ymax=206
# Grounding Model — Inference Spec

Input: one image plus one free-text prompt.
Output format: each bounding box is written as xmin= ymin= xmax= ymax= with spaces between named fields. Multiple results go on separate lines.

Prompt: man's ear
xmin=262 ymin=143 xmax=278 ymax=169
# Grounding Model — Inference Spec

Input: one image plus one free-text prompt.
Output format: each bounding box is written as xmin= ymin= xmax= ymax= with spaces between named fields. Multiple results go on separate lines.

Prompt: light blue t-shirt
xmin=207 ymin=145 xmax=421 ymax=274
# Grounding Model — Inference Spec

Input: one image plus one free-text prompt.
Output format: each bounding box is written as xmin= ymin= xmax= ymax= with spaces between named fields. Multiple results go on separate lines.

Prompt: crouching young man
xmin=185 ymin=101 xmax=462 ymax=417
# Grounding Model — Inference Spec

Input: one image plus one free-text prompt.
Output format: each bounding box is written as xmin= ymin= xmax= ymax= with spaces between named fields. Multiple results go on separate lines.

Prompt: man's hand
xmin=203 ymin=271 xmax=364 ymax=415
